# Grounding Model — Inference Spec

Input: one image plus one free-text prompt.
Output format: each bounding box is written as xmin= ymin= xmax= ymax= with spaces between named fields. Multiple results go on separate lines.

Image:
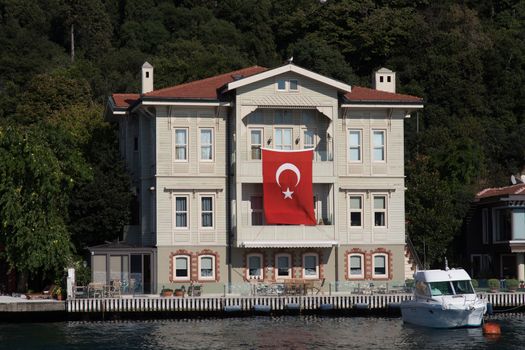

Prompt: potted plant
xmin=160 ymin=286 xmax=173 ymax=297
xmin=53 ymin=285 xmax=63 ymax=300
xmin=488 ymin=278 xmax=499 ymax=292
xmin=506 ymin=279 xmax=519 ymax=292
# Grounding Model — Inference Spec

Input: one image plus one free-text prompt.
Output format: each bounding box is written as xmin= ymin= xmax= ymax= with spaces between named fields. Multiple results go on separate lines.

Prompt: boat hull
xmin=400 ymin=301 xmax=486 ymax=328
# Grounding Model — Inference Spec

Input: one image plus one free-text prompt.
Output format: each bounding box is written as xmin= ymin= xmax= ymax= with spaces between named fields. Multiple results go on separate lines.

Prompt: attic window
xmin=289 ymin=79 xmax=298 ymax=91
xmin=277 ymin=79 xmax=286 ymax=91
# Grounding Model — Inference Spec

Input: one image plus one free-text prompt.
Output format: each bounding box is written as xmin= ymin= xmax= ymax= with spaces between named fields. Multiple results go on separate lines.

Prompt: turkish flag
xmin=262 ymin=149 xmax=316 ymax=225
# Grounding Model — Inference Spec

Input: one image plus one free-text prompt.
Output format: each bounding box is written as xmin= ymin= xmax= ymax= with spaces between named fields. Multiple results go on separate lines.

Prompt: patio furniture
xmin=311 ymin=278 xmax=325 ymax=295
xmin=87 ymin=282 xmax=104 ymax=298
xmin=109 ymin=280 xmax=122 ymax=298
xmin=188 ymin=284 xmax=202 ymax=297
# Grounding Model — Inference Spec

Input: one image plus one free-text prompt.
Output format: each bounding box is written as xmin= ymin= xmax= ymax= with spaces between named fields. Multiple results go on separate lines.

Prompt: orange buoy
xmin=483 ymin=322 xmax=501 ymax=335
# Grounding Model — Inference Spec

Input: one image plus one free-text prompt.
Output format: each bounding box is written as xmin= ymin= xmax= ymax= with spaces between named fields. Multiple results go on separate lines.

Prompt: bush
xmin=506 ymin=279 xmax=519 ymax=290
xmin=488 ymin=278 xmax=499 ymax=289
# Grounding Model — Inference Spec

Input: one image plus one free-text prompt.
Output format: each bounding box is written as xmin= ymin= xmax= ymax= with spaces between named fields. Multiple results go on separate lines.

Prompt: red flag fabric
xmin=262 ymin=149 xmax=316 ymax=225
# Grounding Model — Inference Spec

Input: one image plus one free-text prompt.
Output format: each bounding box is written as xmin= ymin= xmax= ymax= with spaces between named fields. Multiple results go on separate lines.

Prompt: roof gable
xmin=225 ymin=64 xmax=352 ymax=93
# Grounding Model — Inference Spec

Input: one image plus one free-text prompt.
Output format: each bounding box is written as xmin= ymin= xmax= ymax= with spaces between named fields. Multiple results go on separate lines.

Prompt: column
xmin=517 ymin=253 xmax=525 ymax=282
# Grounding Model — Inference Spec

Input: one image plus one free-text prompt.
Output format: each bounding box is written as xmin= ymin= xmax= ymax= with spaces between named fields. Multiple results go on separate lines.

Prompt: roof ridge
xmin=145 ymin=65 xmax=266 ymax=96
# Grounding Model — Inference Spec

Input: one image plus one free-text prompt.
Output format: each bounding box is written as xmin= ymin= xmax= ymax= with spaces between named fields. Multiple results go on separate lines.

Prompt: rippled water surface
xmin=0 ymin=315 xmax=523 ymax=349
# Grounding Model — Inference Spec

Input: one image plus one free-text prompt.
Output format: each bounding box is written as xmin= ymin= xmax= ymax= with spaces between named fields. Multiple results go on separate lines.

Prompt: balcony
xmin=236 ymin=224 xmax=337 ymax=248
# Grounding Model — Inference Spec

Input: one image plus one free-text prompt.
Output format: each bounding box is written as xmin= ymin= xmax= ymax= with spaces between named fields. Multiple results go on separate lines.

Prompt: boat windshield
xmin=451 ymin=280 xmax=474 ymax=294
xmin=428 ymin=281 xmax=454 ymax=296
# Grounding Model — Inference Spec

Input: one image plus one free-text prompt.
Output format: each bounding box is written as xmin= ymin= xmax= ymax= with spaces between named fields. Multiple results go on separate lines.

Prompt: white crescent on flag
xmin=275 ymin=163 xmax=301 ymax=188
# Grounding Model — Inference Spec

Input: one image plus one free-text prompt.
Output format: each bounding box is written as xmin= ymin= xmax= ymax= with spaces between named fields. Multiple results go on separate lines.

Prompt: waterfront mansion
xmin=97 ymin=62 xmax=423 ymax=294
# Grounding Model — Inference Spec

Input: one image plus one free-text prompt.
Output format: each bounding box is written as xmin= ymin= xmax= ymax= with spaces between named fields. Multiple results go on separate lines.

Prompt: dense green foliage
xmin=0 ymin=0 xmax=523 ymax=286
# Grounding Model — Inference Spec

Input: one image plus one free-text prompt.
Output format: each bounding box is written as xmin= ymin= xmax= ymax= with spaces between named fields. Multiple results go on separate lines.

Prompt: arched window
xmin=348 ymin=254 xmax=364 ymax=279
xmin=173 ymin=255 xmax=191 ymax=281
xmin=246 ymin=253 xmax=263 ymax=280
xmin=275 ymin=253 xmax=292 ymax=279
xmin=372 ymin=253 xmax=388 ymax=278
xmin=302 ymin=253 xmax=319 ymax=279
xmin=198 ymin=255 xmax=215 ymax=280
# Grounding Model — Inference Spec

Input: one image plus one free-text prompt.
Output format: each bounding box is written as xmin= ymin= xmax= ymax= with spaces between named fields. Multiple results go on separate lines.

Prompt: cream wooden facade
xmin=106 ymin=63 xmax=423 ymax=293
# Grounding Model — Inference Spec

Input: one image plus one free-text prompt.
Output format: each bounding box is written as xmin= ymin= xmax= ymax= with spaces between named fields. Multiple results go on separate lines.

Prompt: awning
xmin=239 ymin=241 xmax=338 ymax=248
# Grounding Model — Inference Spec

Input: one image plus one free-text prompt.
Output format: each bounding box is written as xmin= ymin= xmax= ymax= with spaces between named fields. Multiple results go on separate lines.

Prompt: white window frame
xmin=249 ymin=195 xmax=264 ymax=226
xmin=348 ymin=194 xmax=363 ymax=228
xmin=199 ymin=194 xmax=214 ymax=229
xmin=289 ymin=79 xmax=299 ymax=92
xmin=174 ymin=128 xmax=188 ymax=162
xmin=173 ymin=255 xmax=191 ymax=281
xmin=247 ymin=253 xmax=263 ymax=280
xmin=199 ymin=128 xmax=214 ymax=162
xmin=348 ymin=253 xmax=364 ymax=279
xmin=198 ymin=255 xmax=215 ymax=281
xmin=373 ymin=194 xmax=387 ymax=228
xmin=372 ymin=130 xmax=386 ymax=162
xmin=249 ymin=128 xmax=263 ymax=160
xmin=274 ymin=128 xmax=293 ymax=150
xmin=275 ymin=253 xmax=292 ymax=279
xmin=348 ymin=129 xmax=362 ymax=162
xmin=372 ymin=253 xmax=388 ymax=278
xmin=174 ymin=195 xmax=189 ymax=229
xmin=276 ymin=78 xmax=287 ymax=91
xmin=482 ymin=208 xmax=489 ymax=244
xmin=302 ymin=253 xmax=319 ymax=279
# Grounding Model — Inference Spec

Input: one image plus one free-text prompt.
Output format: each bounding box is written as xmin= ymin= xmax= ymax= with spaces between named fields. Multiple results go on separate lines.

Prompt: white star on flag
xmin=282 ymin=187 xmax=294 ymax=199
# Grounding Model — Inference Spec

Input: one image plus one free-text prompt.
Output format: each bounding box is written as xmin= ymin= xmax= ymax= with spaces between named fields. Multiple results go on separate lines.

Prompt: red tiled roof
xmin=476 ymin=184 xmax=525 ymax=199
xmin=344 ymin=86 xmax=423 ymax=103
xmin=112 ymin=93 xmax=140 ymax=108
xmin=144 ymin=66 xmax=268 ymax=100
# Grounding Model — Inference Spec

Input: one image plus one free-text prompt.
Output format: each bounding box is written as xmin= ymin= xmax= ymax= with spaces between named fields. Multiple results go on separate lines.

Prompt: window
xmin=200 ymin=129 xmax=213 ymax=161
xmin=513 ymin=209 xmax=525 ymax=240
xmin=199 ymin=255 xmax=215 ymax=280
xmin=250 ymin=129 xmax=263 ymax=160
xmin=133 ymin=137 xmax=138 ymax=152
xmin=303 ymin=130 xmax=315 ymax=150
xmin=372 ymin=254 xmax=387 ymax=278
xmin=380 ymin=76 xmax=384 ymax=83
xmin=175 ymin=196 xmax=188 ymax=228
xmin=173 ymin=256 xmax=190 ymax=280
xmin=275 ymin=110 xmax=293 ymax=124
xmin=303 ymin=253 xmax=319 ymax=279
xmin=275 ymin=254 xmax=292 ymax=278
xmin=349 ymin=195 xmax=363 ymax=227
xmin=289 ymin=79 xmax=298 ymax=91
xmin=348 ymin=130 xmax=361 ymax=161
xmin=277 ymin=79 xmax=286 ymax=91
xmin=494 ymin=208 xmax=512 ymax=241
xmin=276 ymin=79 xmax=299 ymax=91
xmin=247 ymin=254 xmax=263 ymax=280
xmin=373 ymin=195 xmax=387 ymax=227
xmin=200 ymin=196 xmax=213 ymax=228
xmin=387 ymin=76 xmax=391 ymax=83
xmin=482 ymin=208 xmax=489 ymax=244
xmin=348 ymin=254 xmax=364 ymax=279
xmin=372 ymin=130 xmax=385 ymax=161
xmin=250 ymin=196 xmax=264 ymax=226
xmin=275 ymin=128 xmax=293 ymax=150
xmin=175 ymin=129 xmax=188 ymax=161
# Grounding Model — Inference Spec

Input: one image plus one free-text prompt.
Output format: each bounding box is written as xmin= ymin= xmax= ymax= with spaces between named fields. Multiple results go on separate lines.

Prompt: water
xmin=0 ymin=315 xmax=523 ymax=349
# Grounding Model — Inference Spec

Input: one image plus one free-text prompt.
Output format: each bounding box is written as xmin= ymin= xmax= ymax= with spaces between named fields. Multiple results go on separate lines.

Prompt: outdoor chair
xmin=110 ymin=280 xmax=122 ymax=298
xmin=311 ymin=278 xmax=325 ymax=295
xmin=188 ymin=284 xmax=202 ymax=297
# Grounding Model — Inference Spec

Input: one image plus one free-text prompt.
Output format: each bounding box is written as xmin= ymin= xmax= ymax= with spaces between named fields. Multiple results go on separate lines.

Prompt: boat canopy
xmin=414 ymin=269 xmax=471 ymax=283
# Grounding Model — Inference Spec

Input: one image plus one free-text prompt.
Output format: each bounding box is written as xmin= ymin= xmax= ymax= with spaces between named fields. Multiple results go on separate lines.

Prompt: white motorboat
xmin=400 ymin=268 xmax=487 ymax=328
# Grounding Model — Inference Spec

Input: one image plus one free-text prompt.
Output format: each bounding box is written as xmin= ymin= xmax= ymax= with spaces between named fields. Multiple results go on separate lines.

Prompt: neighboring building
xmin=99 ymin=62 xmax=423 ymax=294
xmin=465 ymin=182 xmax=525 ymax=281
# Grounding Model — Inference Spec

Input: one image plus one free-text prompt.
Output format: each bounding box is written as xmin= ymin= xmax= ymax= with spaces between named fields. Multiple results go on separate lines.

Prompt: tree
xmin=0 ymin=125 xmax=72 ymax=288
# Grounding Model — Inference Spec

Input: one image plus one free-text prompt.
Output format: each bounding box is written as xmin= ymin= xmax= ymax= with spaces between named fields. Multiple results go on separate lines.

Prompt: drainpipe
xmin=225 ymin=105 xmax=233 ymax=294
